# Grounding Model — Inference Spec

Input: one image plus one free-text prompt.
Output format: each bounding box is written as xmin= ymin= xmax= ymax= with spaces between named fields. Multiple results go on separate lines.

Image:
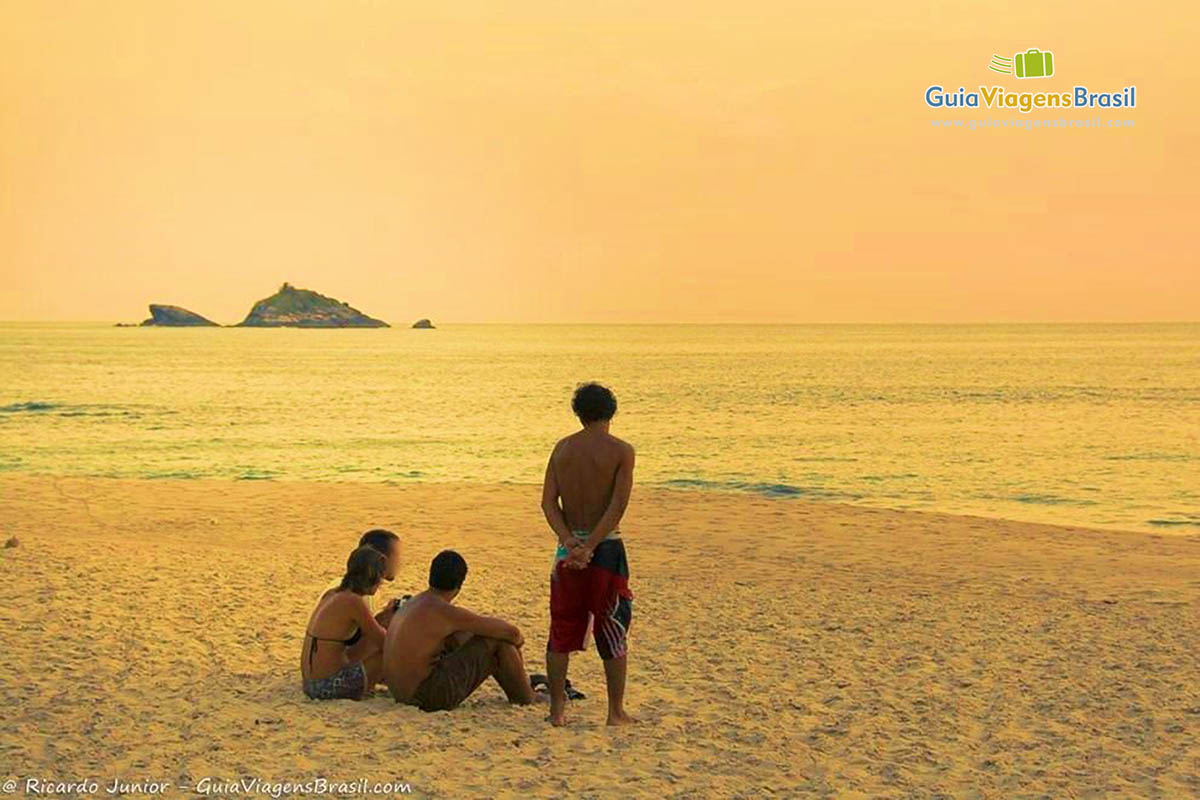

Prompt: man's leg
xmin=442 ymin=630 xmax=474 ymax=653
xmin=546 ymin=650 xmax=570 ymax=726
xmin=362 ymin=651 xmax=384 ymax=691
xmin=492 ymin=643 xmax=536 ymax=705
xmin=547 ymin=557 xmax=588 ymax=726
xmin=347 ymin=637 xmax=385 ymax=689
xmin=590 ymin=554 xmax=635 ymax=725
xmin=418 ymin=635 xmax=503 ymax=711
xmin=602 ymin=654 xmax=636 ymax=725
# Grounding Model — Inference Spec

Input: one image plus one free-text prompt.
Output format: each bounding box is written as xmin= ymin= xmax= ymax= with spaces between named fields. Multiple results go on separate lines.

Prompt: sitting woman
xmin=301 ymin=545 xmax=389 ymax=700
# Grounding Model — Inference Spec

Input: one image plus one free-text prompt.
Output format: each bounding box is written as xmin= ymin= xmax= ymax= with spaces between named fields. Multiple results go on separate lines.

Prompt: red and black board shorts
xmin=548 ymin=538 xmax=633 ymax=660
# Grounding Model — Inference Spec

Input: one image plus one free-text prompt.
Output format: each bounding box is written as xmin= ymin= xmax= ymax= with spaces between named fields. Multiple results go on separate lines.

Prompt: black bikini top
xmin=307 ymin=627 xmax=362 ymax=647
xmin=304 ymin=626 xmax=362 ymax=668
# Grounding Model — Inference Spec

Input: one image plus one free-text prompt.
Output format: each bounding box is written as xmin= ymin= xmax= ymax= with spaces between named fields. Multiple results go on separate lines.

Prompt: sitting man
xmin=383 ymin=550 xmax=536 ymax=712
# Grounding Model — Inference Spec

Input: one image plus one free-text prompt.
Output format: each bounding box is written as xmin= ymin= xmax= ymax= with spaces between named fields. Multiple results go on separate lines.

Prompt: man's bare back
xmin=382 ymin=593 xmax=471 ymax=700
xmin=549 ymin=428 xmax=633 ymax=534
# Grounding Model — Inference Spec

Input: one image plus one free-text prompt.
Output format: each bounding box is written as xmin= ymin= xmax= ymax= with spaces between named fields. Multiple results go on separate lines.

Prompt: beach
xmin=0 ymin=474 xmax=1196 ymax=798
xmin=1 ymin=0 xmax=1195 ymax=796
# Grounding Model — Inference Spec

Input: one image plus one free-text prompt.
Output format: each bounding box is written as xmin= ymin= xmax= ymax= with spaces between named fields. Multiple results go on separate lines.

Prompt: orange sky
xmin=1 ymin=1 xmax=1195 ymax=323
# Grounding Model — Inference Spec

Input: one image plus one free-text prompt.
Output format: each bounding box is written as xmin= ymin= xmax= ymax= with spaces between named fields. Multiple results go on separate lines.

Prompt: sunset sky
xmin=1 ymin=1 xmax=1195 ymax=323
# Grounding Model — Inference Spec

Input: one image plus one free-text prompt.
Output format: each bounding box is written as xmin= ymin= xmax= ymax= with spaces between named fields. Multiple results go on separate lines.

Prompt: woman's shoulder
xmin=324 ymin=588 xmax=371 ymax=610
xmin=311 ymin=589 xmax=368 ymax=630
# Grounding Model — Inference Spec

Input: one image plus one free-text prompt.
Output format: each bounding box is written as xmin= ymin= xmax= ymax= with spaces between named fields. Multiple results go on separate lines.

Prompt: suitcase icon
xmin=1014 ymin=48 xmax=1054 ymax=79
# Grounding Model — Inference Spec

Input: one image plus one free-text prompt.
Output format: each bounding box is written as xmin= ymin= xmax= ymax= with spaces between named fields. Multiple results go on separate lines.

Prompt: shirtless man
xmin=382 ymin=550 xmax=537 ymax=712
xmin=541 ymin=382 xmax=637 ymax=726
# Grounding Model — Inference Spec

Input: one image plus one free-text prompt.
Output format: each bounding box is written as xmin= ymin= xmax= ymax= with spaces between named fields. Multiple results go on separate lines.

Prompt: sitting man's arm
xmin=442 ymin=605 xmax=524 ymax=648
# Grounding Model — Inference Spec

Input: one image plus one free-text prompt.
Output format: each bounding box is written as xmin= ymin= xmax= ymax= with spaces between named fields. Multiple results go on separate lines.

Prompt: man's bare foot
xmin=606 ymin=710 xmax=638 ymax=726
xmin=548 ymin=709 xmax=567 ymax=726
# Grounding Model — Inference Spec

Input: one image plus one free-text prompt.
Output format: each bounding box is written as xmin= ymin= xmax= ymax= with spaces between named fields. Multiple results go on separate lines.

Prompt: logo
xmin=925 ymin=48 xmax=1135 ymax=113
xmin=989 ymin=49 xmax=1055 ymax=79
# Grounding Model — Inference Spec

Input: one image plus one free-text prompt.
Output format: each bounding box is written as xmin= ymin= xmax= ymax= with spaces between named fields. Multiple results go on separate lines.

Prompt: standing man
xmin=540 ymin=382 xmax=637 ymax=726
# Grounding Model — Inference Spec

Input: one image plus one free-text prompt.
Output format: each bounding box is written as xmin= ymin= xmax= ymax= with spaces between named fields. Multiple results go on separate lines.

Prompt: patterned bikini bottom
xmin=304 ymin=661 xmax=367 ymax=701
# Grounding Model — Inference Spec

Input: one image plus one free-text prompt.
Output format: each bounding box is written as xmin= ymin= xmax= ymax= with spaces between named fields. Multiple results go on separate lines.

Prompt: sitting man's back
xmin=383 ymin=550 xmax=535 ymax=712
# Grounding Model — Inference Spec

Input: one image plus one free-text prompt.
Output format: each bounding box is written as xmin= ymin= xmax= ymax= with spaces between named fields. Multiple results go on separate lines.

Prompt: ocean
xmin=1 ymin=322 xmax=1197 ymax=533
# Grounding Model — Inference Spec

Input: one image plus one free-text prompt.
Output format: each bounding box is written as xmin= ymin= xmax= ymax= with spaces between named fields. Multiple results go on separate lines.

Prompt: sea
xmin=1 ymin=322 xmax=1197 ymax=534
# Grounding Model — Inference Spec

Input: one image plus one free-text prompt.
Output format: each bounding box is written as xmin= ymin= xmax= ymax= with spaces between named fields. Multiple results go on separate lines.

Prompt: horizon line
xmin=2 ymin=319 xmax=1198 ymax=326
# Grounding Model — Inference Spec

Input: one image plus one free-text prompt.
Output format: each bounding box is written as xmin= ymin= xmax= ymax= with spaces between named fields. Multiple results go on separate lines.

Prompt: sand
xmin=0 ymin=474 xmax=1197 ymax=798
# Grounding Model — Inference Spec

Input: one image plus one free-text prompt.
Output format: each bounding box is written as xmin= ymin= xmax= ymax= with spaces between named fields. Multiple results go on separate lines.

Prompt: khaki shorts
xmin=403 ymin=636 xmax=497 ymax=712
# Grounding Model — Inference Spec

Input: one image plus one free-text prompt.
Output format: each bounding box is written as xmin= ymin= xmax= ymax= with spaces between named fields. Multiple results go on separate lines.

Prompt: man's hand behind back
xmin=564 ymin=544 xmax=595 ymax=570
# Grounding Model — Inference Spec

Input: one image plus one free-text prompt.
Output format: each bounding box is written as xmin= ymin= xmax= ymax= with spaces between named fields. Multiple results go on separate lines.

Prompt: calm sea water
xmin=1 ymin=322 xmax=1197 ymax=533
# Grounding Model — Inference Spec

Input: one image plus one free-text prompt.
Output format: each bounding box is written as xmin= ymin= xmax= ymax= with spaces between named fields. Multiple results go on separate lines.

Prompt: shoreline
xmin=1 ymin=470 xmax=1194 ymax=539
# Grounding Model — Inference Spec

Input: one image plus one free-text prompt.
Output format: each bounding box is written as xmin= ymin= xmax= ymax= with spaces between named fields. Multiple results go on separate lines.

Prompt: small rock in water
xmin=4 ymin=536 xmax=18 ymax=548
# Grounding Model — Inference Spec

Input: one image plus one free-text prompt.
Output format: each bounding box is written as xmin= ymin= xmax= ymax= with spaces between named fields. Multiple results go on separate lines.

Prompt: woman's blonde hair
xmin=338 ymin=545 xmax=386 ymax=594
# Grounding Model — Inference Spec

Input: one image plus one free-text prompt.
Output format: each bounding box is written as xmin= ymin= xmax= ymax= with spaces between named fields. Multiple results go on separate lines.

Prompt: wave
xmin=1103 ymin=453 xmax=1199 ymax=463
xmin=970 ymin=490 xmax=1100 ymax=507
xmin=791 ymin=456 xmax=859 ymax=463
xmin=0 ymin=401 xmax=60 ymax=413
xmin=1009 ymin=493 xmax=1100 ymax=507
xmin=235 ymin=470 xmax=279 ymax=481
xmin=1146 ymin=513 xmax=1200 ymax=528
xmin=0 ymin=400 xmax=147 ymax=418
xmin=661 ymin=478 xmax=865 ymax=501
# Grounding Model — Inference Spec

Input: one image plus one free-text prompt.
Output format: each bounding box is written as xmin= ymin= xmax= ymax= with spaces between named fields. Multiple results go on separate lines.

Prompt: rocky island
xmin=235 ymin=283 xmax=389 ymax=328
xmin=139 ymin=304 xmax=219 ymax=326
xmin=412 ymin=318 xmax=435 ymax=329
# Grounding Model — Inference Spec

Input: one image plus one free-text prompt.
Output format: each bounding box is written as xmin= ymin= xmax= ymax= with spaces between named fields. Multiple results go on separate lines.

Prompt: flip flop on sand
xmin=529 ymin=673 xmax=585 ymax=700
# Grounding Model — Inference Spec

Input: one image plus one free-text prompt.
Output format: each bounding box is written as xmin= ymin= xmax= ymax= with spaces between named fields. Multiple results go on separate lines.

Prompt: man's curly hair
xmin=572 ymin=382 xmax=617 ymax=423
